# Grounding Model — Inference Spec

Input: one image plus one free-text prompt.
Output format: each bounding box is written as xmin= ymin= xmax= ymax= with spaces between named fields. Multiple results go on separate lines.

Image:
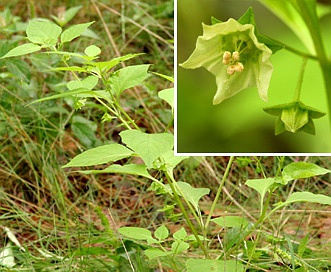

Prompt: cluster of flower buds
xmin=222 ymin=51 xmax=244 ymax=75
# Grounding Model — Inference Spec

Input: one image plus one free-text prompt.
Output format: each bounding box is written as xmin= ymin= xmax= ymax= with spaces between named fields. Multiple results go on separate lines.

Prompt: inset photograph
xmin=176 ymin=0 xmax=331 ymax=153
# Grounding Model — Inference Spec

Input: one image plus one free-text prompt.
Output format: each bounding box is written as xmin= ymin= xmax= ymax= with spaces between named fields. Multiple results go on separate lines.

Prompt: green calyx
xmin=263 ymin=101 xmax=326 ymax=135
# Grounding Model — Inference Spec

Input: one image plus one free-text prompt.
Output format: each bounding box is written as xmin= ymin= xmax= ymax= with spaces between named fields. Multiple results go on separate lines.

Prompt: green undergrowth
xmin=1 ymin=1 xmax=331 ymax=272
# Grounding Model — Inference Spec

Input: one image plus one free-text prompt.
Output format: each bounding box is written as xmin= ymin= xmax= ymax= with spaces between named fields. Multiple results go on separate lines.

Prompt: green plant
xmin=1 ymin=3 xmax=331 ymax=272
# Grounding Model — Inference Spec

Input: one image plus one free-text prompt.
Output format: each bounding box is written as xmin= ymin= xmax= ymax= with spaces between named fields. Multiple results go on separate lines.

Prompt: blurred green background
xmin=176 ymin=0 xmax=331 ymax=153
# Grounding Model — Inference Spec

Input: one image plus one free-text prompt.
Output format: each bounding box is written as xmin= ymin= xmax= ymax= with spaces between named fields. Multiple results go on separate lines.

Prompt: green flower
xmin=180 ymin=18 xmax=274 ymax=105
xmin=263 ymin=101 xmax=326 ymax=135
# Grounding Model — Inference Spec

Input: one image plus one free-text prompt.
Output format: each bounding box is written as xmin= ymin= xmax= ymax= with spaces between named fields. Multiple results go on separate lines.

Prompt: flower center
xmin=222 ymin=50 xmax=244 ymax=75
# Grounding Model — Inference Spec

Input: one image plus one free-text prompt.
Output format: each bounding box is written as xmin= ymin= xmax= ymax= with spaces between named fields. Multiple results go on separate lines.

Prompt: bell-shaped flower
xmin=263 ymin=101 xmax=326 ymax=135
xmin=180 ymin=18 xmax=274 ymax=104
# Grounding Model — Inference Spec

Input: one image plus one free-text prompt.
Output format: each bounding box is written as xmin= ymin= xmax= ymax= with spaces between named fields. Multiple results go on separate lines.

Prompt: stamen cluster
xmin=222 ymin=51 xmax=244 ymax=75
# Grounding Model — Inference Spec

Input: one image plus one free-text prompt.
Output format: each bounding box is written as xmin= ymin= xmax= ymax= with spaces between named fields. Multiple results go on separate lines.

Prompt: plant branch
xmin=205 ymin=156 xmax=235 ymax=230
xmin=165 ymin=171 xmax=210 ymax=259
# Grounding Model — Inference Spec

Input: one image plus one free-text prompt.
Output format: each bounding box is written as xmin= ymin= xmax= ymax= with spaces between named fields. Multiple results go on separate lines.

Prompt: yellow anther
xmin=222 ymin=51 xmax=232 ymax=64
xmin=232 ymin=51 xmax=240 ymax=61
xmin=227 ymin=65 xmax=236 ymax=75
xmin=234 ymin=62 xmax=244 ymax=72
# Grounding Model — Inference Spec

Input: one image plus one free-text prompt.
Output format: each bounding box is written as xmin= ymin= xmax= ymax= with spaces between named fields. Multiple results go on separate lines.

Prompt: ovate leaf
xmin=120 ymin=130 xmax=173 ymax=169
xmin=1 ymin=43 xmax=41 ymax=59
xmin=171 ymin=240 xmax=189 ymax=254
xmin=85 ymin=45 xmax=101 ymax=57
xmin=27 ymin=88 xmax=94 ymax=105
xmin=51 ymin=5 xmax=82 ymax=26
xmin=62 ymin=144 xmax=133 ymax=167
xmin=109 ymin=64 xmax=150 ymax=95
xmin=245 ymin=178 xmax=276 ymax=211
xmin=67 ymin=75 xmax=99 ymax=90
xmin=144 ymin=248 xmax=172 ymax=260
xmin=88 ymin=53 xmax=144 ymax=75
xmin=154 ymin=225 xmax=169 ymax=241
xmin=284 ymin=192 xmax=331 ymax=206
xmin=26 ymin=19 xmax=62 ymax=46
xmin=211 ymin=216 xmax=249 ymax=228
xmin=173 ymin=182 xmax=210 ymax=213
xmin=282 ymin=162 xmax=331 ymax=183
xmin=61 ymin=22 xmax=94 ymax=43
xmin=153 ymin=149 xmax=188 ymax=172
xmin=118 ymin=227 xmax=157 ymax=245
xmin=173 ymin=227 xmax=187 ymax=240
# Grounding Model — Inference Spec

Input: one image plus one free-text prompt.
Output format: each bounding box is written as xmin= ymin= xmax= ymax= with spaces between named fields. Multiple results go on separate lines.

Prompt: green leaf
xmin=245 ymin=178 xmax=276 ymax=211
xmin=67 ymin=75 xmax=99 ymax=90
xmin=153 ymin=149 xmax=188 ymax=172
xmin=51 ymin=5 xmax=82 ymax=27
xmin=27 ymin=88 xmax=94 ymax=105
xmin=101 ymin=164 xmax=151 ymax=178
xmin=53 ymin=66 xmax=87 ymax=73
xmin=172 ymin=182 xmax=210 ymax=213
xmin=120 ymin=130 xmax=173 ymax=169
xmin=144 ymin=248 xmax=172 ymax=260
xmin=158 ymin=88 xmax=174 ymax=110
xmin=0 ymin=43 xmax=42 ymax=59
xmin=118 ymin=227 xmax=158 ymax=245
xmin=186 ymin=259 xmax=244 ymax=272
xmin=154 ymin=225 xmax=169 ymax=241
xmin=173 ymin=227 xmax=187 ymax=240
xmin=259 ymin=0 xmax=315 ymax=54
xmin=84 ymin=45 xmax=101 ymax=57
xmin=297 ymin=234 xmax=309 ymax=257
xmin=109 ymin=64 xmax=150 ymax=95
xmin=87 ymin=53 xmax=144 ymax=75
xmin=61 ymin=22 xmax=94 ymax=43
xmin=71 ymin=115 xmax=99 ymax=148
xmin=80 ymin=164 xmax=159 ymax=183
xmin=282 ymin=162 xmax=331 ymax=183
xmin=284 ymin=192 xmax=331 ymax=205
xmin=171 ymin=240 xmax=189 ymax=254
xmin=62 ymin=144 xmax=133 ymax=168
xmin=211 ymin=216 xmax=249 ymax=228
xmin=26 ymin=19 xmax=62 ymax=46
